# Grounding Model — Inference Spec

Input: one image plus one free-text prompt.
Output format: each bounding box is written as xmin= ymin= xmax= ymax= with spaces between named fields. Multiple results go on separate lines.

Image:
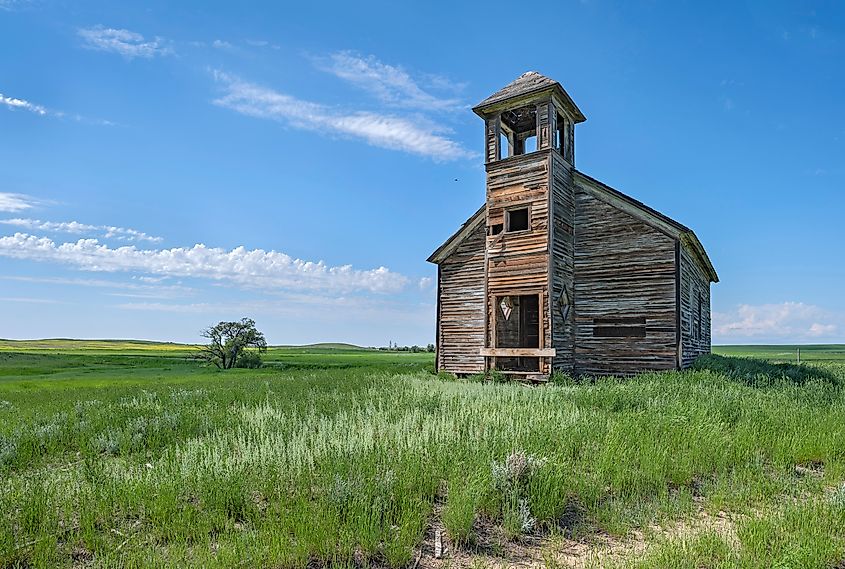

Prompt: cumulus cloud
xmin=318 ymin=51 xmax=463 ymax=111
xmin=0 ymin=233 xmax=408 ymax=294
xmin=0 ymin=193 xmax=39 ymax=212
xmin=78 ymin=26 xmax=172 ymax=59
xmin=212 ymin=71 xmax=474 ymax=161
xmin=418 ymin=276 xmax=433 ymax=290
xmin=0 ymin=218 xmax=162 ymax=243
xmin=713 ymin=301 xmax=841 ymax=342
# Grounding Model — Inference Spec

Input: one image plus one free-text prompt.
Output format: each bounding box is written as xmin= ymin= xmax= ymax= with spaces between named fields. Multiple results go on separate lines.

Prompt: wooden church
xmin=428 ymin=71 xmax=718 ymax=378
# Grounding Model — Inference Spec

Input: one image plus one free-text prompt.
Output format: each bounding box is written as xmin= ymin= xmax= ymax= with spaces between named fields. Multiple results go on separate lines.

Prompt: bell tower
xmin=472 ymin=71 xmax=586 ymax=376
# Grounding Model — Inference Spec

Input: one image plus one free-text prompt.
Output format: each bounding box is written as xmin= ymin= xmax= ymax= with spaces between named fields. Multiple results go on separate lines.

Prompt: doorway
xmin=495 ymin=294 xmax=540 ymax=372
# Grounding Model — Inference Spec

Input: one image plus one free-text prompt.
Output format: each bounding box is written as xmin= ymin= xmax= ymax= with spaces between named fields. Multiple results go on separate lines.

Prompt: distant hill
xmin=0 ymin=338 xmax=369 ymax=352
xmin=271 ymin=342 xmax=367 ymax=350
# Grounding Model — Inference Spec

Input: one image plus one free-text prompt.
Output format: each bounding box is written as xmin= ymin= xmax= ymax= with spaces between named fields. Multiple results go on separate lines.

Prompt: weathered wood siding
xmin=549 ymin=151 xmax=575 ymax=372
xmin=437 ymin=221 xmax=486 ymax=374
xmin=573 ymin=185 xmax=678 ymax=375
xmin=679 ymin=244 xmax=712 ymax=368
xmin=485 ymin=151 xmax=552 ymax=373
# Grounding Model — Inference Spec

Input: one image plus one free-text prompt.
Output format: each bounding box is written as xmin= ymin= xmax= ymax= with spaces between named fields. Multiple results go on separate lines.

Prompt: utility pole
xmin=797 ymin=347 xmax=801 ymax=365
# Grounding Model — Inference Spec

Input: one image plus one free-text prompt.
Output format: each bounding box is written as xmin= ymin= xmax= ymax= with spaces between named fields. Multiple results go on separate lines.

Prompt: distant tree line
xmin=376 ymin=344 xmax=435 ymax=353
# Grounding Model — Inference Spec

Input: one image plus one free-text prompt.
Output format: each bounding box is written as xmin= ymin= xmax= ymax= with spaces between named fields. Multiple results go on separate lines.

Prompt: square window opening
xmin=490 ymin=223 xmax=503 ymax=236
xmin=506 ymin=208 xmax=529 ymax=232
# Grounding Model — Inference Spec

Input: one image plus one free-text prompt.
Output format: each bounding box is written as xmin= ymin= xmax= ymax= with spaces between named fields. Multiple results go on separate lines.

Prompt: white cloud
xmin=0 ymin=233 xmax=409 ymax=294
xmin=418 ymin=276 xmax=433 ymax=290
xmin=212 ymin=39 xmax=233 ymax=49
xmin=1 ymin=92 xmax=114 ymax=125
xmin=0 ymin=297 xmax=61 ymax=304
xmin=1 ymin=93 xmax=47 ymax=116
xmin=1 ymin=275 xmax=194 ymax=298
xmin=245 ymin=39 xmax=280 ymax=50
xmin=0 ymin=218 xmax=162 ymax=243
xmin=713 ymin=301 xmax=841 ymax=342
xmin=0 ymin=193 xmax=39 ymax=212
xmin=78 ymin=26 xmax=171 ymax=59
xmin=212 ymin=71 xmax=475 ymax=161
xmin=318 ymin=51 xmax=463 ymax=111
xmin=0 ymin=0 xmax=30 ymax=11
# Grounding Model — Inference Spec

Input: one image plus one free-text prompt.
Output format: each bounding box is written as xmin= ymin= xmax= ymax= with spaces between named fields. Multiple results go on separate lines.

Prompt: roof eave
xmin=427 ymin=205 xmax=486 ymax=264
xmin=472 ymin=84 xmax=586 ymax=123
xmin=573 ymin=170 xmax=718 ymax=283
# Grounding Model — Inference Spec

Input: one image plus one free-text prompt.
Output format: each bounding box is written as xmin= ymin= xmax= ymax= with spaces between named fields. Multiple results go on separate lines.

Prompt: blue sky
xmin=1 ymin=0 xmax=843 ymax=345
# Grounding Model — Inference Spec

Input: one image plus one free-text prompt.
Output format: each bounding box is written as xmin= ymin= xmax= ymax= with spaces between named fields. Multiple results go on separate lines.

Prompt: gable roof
xmin=573 ymin=171 xmax=719 ymax=283
xmin=472 ymin=71 xmax=586 ymax=123
xmin=426 ymin=205 xmax=485 ymax=264
xmin=427 ymin=172 xmax=718 ymax=283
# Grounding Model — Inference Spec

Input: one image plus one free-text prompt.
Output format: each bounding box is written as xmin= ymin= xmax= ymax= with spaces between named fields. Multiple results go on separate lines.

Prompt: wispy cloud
xmin=78 ymin=26 xmax=172 ymax=59
xmin=1 ymin=275 xmax=194 ymax=299
xmin=245 ymin=39 xmax=280 ymax=50
xmin=0 ymin=93 xmax=47 ymax=116
xmin=0 ymin=297 xmax=61 ymax=304
xmin=0 ymin=0 xmax=30 ymax=11
xmin=0 ymin=233 xmax=409 ymax=294
xmin=1 ymin=92 xmax=114 ymax=125
xmin=0 ymin=193 xmax=39 ymax=213
xmin=317 ymin=51 xmax=464 ymax=111
xmin=713 ymin=301 xmax=840 ymax=342
xmin=0 ymin=218 xmax=162 ymax=243
xmin=212 ymin=71 xmax=474 ymax=161
xmin=212 ymin=39 xmax=233 ymax=49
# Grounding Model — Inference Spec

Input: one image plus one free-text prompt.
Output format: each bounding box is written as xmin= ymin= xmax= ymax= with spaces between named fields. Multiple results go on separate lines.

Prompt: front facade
xmin=428 ymin=72 xmax=718 ymax=378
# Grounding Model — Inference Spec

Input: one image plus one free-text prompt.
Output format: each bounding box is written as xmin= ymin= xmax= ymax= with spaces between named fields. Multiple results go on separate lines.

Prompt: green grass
xmin=1 ymin=342 xmax=845 ymax=567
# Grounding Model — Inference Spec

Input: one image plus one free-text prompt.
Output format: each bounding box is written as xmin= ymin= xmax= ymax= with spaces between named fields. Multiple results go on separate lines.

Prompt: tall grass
xmin=1 ymin=351 xmax=845 ymax=566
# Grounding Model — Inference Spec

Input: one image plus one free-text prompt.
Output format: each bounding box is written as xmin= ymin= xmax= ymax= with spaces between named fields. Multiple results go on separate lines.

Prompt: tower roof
xmin=472 ymin=71 xmax=586 ymax=123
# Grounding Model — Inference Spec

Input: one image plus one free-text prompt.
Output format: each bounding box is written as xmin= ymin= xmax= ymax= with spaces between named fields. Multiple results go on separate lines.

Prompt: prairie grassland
xmin=1 ymin=344 xmax=844 ymax=567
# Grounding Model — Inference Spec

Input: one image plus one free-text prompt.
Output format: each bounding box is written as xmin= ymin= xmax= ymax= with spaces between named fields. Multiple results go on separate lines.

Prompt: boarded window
xmin=593 ymin=317 xmax=646 ymax=338
xmin=696 ymin=292 xmax=703 ymax=341
xmin=506 ymin=208 xmax=529 ymax=232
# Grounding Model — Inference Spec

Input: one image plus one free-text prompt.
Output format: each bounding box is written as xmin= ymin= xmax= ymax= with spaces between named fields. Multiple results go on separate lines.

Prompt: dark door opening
xmin=495 ymin=294 xmax=540 ymax=372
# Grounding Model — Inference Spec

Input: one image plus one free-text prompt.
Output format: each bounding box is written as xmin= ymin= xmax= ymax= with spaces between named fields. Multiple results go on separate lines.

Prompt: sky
xmin=1 ymin=0 xmax=843 ymax=346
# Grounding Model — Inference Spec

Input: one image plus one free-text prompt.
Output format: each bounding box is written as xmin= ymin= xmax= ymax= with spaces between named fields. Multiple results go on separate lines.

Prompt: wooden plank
xmin=480 ymin=348 xmax=556 ymax=357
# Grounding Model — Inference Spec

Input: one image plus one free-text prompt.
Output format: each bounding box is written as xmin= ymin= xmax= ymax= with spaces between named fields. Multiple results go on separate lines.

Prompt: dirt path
xmin=416 ymin=497 xmax=740 ymax=569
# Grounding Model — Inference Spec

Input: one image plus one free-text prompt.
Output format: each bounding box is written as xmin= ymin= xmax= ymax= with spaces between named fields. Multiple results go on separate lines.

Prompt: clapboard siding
xmin=679 ymin=244 xmax=712 ymax=368
xmin=573 ymin=187 xmax=678 ymax=375
xmin=485 ymin=151 xmax=552 ymax=373
xmin=437 ymin=221 xmax=486 ymax=374
xmin=550 ymin=151 xmax=576 ymax=372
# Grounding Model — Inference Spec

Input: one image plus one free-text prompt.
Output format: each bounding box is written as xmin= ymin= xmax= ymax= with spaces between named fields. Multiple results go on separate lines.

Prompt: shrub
xmin=235 ymin=350 xmax=263 ymax=369
xmin=491 ymin=451 xmax=547 ymax=538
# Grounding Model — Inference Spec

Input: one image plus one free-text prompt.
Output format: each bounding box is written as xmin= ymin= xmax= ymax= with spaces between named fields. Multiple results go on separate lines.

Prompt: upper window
xmin=498 ymin=104 xmax=537 ymax=159
xmin=506 ymin=208 xmax=529 ymax=232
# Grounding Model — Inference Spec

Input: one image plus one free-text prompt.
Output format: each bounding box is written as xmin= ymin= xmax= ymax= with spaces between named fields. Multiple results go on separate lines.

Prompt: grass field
xmin=1 ymin=342 xmax=845 ymax=567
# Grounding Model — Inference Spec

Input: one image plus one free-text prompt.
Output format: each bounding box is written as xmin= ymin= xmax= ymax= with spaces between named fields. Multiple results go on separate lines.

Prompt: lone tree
xmin=198 ymin=318 xmax=267 ymax=369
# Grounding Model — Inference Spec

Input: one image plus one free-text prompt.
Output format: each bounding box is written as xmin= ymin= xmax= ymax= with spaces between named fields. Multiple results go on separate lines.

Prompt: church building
xmin=428 ymin=71 xmax=718 ymax=378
